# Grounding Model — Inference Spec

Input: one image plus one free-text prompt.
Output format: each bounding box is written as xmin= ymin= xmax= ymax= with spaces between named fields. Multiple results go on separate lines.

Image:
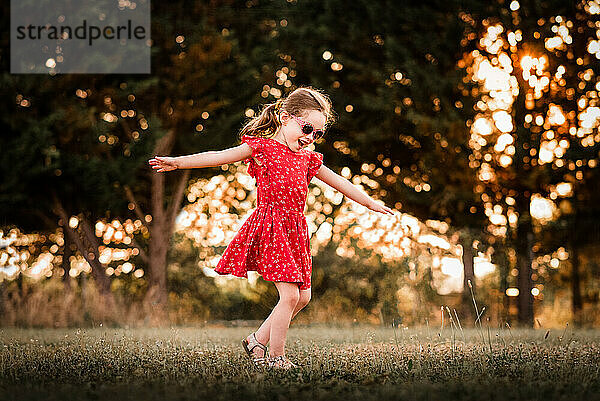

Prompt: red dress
xmin=213 ymin=134 xmax=324 ymax=290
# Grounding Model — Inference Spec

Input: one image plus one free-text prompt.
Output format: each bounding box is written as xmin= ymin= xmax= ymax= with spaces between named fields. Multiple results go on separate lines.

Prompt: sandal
xmin=241 ymin=333 xmax=268 ymax=364
xmin=265 ymin=355 xmax=299 ymax=370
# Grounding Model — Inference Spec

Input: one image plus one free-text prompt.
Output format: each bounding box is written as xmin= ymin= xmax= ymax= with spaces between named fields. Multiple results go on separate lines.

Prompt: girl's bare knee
xmin=297 ymin=290 xmax=311 ymax=310
xmin=275 ymin=282 xmax=300 ymax=309
xmin=281 ymin=292 xmax=300 ymax=309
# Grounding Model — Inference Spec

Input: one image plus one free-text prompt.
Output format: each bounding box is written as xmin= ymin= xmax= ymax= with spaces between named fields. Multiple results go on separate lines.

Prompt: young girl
xmin=148 ymin=86 xmax=395 ymax=370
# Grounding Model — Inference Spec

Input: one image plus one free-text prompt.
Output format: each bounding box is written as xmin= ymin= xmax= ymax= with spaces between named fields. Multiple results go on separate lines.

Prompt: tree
xmin=460 ymin=0 xmax=600 ymax=325
xmin=0 ymin=0 xmax=293 ymax=324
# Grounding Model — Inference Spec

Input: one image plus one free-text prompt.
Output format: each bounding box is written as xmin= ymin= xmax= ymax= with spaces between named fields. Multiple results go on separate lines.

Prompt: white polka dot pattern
xmin=213 ymin=134 xmax=324 ymax=290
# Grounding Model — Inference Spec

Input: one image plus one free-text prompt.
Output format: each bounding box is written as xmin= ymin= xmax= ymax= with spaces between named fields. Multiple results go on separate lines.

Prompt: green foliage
xmin=167 ymin=234 xmax=278 ymax=321
xmin=308 ymin=242 xmax=438 ymax=325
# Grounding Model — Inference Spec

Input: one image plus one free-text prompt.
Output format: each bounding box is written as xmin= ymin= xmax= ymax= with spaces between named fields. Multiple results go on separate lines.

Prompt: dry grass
xmin=1 ymin=325 xmax=600 ymax=401
xmin=0 ymin=279 xmax=146 ymax=328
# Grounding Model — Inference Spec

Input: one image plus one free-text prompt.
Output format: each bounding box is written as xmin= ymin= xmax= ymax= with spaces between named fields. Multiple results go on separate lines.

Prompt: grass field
xmin=1 ymin=324 xmax=600 ymax=401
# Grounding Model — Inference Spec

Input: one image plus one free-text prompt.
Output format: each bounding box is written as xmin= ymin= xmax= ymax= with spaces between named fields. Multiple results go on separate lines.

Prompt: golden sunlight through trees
xmin=171 ymin=163 xmax=494 ymax=295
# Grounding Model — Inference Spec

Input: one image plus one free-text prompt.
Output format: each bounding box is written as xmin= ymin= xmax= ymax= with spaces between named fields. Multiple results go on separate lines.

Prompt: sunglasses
xmin=289 ymin=114 xmax=326 ymax=141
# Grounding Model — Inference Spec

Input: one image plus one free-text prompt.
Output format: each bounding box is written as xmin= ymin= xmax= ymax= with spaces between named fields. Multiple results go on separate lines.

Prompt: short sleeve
xmin=307 ymin=151 xmax=324 ymax=182
xmin=241 ymin=134 xmax=268 ymax=179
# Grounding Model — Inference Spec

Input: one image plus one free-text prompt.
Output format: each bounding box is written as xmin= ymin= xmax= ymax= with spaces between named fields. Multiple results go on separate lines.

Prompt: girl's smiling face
xmin=273 ymin=110 xmax=327 ymax=152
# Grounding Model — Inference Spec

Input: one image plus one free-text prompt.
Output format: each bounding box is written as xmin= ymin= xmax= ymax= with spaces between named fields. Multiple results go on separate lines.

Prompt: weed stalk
xmin=468 ymin=280 xmax=486 ymax=343
xmin=445 ymin=306 xmax=456 ymax=357
xmin=453 ymin=308 xmax=466 ymax=346
xmin=505 ymin=321 xmax=515 ymax=345
xmin=486 ymin=317 xmax=492 ymax=353
xmin=438 ymin=306 xmax=444 ymax=339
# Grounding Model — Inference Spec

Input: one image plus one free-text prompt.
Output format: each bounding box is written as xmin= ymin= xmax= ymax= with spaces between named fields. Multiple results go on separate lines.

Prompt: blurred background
xmin=1 ymin=0 xmax=599 ymax=329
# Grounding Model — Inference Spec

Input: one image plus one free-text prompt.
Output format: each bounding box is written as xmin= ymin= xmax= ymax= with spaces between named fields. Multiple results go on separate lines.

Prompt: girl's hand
xmin=366 ymin=199 xmax=398 ymax=216
xmin=148 ymin=156 xmax=179 ymax=172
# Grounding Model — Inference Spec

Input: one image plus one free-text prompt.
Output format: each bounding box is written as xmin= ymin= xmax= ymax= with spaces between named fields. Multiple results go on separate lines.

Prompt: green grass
xmin=1 ymin=325 xmax=600 ymax=401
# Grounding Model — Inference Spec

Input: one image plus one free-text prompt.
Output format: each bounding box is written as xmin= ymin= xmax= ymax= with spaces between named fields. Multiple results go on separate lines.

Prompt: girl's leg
xmin=252 ymin=281 xmax=299 ymax=358
xmin=251 ymin=287 xmax=311 ymax=354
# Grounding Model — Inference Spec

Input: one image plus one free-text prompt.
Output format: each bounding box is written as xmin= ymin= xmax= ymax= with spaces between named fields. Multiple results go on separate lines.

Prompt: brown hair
xmin=239 ymin=86 xmax=336 ymax=139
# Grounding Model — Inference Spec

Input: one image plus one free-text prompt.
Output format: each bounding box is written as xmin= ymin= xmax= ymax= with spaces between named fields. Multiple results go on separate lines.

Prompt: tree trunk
xmin=79 ymin=216 xmax=115 ymax=298
xmin=17 ymin=272 xmax=23 ymax=299
xmin=509 ymin=35 xmax=537 ymax=327
xmin=53 ymin=198 xmax=118 ymax=319
xmin=570 ymin=240 xmax=582 ymax=326
xmin=145 ymin=174 xmax=170 ymax=325
xmin=516 ymin=217 xmax=534 ymax=327
xmin=62 ymin=233 xmax=72 ymax=291
xmin=460 ymin=232 xmax=476 ymax=323
xmin=80 ymin=269 xmax=87 ymax=315
xmin=497 ymin=242 xmax=511 ymax=325
xmin=0 ymin=281 xmax=4 ymax=323
xmin=142 ymin=129 xmax=190 ymax=326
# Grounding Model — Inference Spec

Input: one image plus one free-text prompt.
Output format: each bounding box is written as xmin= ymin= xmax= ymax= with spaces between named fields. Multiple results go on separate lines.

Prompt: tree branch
xmin=153 ymin=128 xmax=176 ymax=155
xmin=168 ymin=170 xmax=191 ymax=232
xmin=124 ymin=184 xmax=148 ymax=225
xmin=130 ymin=236 xmax=149 ymax=264
xmin=32 ymin=209 xmax=59 ymax=230
xmin=150 ymin=128 xmax=177 ymax=226
xmin=120 ymin=118 xmax=133 ymax=138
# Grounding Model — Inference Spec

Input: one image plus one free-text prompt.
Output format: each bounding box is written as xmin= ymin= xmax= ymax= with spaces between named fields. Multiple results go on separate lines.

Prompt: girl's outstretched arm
xmin=313 ymin=164 xmax=397 ymax=216
xmin=148 ymin=143 xmax=253 ymax=172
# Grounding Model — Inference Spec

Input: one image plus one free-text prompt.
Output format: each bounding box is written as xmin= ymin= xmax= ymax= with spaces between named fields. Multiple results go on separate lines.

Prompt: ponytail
xmin=239 ymin=98 xmax=284 ymax=139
